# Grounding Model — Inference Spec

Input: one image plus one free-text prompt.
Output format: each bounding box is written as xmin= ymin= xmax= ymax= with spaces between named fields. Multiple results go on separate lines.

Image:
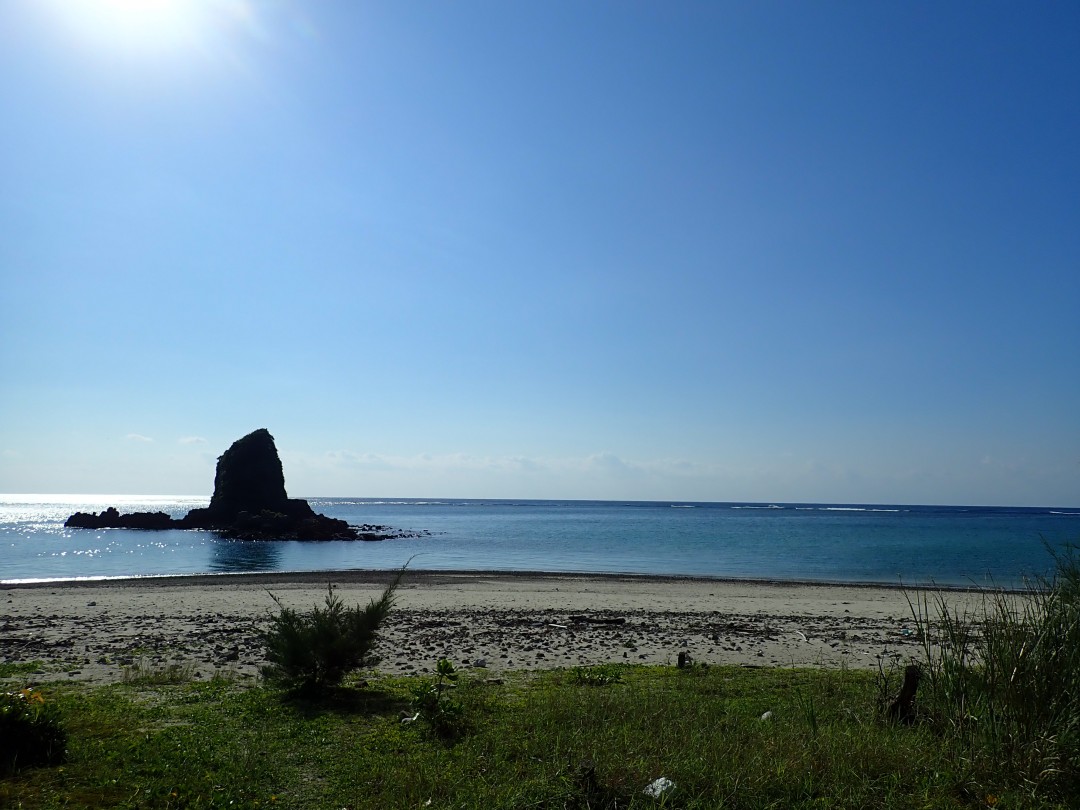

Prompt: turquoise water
xmin=1 ymin=495 xmax=1077 ymax=586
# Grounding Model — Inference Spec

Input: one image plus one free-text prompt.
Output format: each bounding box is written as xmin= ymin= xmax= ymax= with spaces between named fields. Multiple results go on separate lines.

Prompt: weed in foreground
xmin=410 ymin=658 xmax=469 ymax=740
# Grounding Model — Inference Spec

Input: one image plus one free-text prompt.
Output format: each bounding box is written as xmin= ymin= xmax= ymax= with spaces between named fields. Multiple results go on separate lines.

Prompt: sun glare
xmin=46 ymin=0 xmax=224 ymax=58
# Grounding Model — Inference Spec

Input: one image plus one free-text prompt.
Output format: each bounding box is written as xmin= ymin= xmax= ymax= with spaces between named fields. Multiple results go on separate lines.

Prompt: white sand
xmin=0 ymin=571 xmax=985 ymax=684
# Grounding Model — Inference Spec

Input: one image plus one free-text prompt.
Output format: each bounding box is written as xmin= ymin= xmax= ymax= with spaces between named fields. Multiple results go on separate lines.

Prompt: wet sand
xmin=0 ymin=571 xmax=979 ymax=684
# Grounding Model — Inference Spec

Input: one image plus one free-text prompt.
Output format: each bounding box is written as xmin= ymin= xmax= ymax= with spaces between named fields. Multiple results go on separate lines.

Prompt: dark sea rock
xmin=65 ymin=507 xmax=174 ymax=531
xmin=64 ymin=429 xmax=422 ymax=541
xmin=176 ymin=428 xmax=343 ymax=538
xmin=202 ymin=428 xmax=293 ymax=521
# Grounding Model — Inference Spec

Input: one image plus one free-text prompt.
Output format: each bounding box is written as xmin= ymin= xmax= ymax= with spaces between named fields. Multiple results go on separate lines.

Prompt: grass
xmin=1 ymin=663 xmax=1070 ymax=809
xmin=0 ymin=661 xmax=45 ymax=679
xmin=120 ymin=659 xmax=199 ymax=686
xmin=906 ymin=545 xmax=1080 ymax=799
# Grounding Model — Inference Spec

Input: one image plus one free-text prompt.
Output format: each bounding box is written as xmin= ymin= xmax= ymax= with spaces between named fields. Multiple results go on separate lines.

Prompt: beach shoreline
xmin=2 ymin=567 xmax=1007 ymax=592
xmin=2 ymin=570 xmax=986 ymax=686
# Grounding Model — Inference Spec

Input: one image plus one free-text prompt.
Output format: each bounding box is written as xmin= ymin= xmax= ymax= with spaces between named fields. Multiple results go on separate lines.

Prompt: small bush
xmin=0 ymin=688 xmax=67 ymax=775
xmin=411 ymin=658 xmax=468 ymax=740
xmin=261 ymin=569 xmax=403 ymax=692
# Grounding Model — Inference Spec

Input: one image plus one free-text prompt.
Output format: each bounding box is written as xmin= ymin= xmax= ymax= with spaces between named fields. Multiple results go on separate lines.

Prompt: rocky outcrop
xmin=176 ymin=429 xmax=354 ymax=538
xmin=64 ymin=429 xmax=417 ymax=541
xmin=191 ymin=428 xmax=294 ymax=523
xmin=65 ymin=507 xmax=175 ymax=531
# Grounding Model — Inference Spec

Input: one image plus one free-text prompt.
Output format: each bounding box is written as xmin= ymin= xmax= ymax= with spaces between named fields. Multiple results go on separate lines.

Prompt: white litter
xmin=643 ymin=777 xmax=675 ymax=799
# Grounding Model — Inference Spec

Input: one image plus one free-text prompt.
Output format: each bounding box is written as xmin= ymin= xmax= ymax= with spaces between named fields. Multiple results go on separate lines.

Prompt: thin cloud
xmin=125 ymin=433 xmax=154 ymax=443
xmin=583 ymin=451 xmax=631 ymax=473
xmin=179 ymin=436 xmax=208 ymax=445
xmin=325 ymin=450 xmax=394 ymax=471
xmin=320 ymin=448 xmax=715 ymax=478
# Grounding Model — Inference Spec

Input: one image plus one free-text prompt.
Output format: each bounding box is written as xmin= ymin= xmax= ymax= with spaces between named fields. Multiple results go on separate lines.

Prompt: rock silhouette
xmin=65 ymin=429 xmax=419 ymax=541
xmin=63 ymin=507 xmax=174 ymax=531
xmin=178 ymin=428 xmax=339 ymax=537
xmin=207 ymin=428 xmax=295 ymax=518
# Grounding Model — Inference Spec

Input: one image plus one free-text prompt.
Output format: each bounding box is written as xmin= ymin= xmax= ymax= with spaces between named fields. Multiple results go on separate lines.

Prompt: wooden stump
xmin=886 ymin=664 xmax=922 ymax=724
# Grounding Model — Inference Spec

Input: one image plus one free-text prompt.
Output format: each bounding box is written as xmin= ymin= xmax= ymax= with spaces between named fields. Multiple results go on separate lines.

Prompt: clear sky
xmin=1 ymin=1 xmax=1077 ymax=506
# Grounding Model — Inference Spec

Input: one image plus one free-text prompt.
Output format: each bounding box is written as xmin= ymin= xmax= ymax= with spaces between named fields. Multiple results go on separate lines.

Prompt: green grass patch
xmin=120 ymin=659 xmax=200 ymax=686
xmin=1 ymin=664 xmax=1071 ymax=809
xmin=571 ymin=662 xmax=627 ymax=686
xmin=0 ymin=661 xmax=46 ymax=679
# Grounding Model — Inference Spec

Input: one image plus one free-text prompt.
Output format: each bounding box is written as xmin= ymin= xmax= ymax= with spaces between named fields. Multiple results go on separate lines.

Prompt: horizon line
xmin=0 ymin=493 xmax=1077 ymax=512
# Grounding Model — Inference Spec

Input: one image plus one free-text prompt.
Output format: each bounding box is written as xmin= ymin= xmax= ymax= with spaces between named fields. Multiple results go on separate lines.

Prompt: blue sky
xmin=1 ymin=1 xmax=1077 ymax=506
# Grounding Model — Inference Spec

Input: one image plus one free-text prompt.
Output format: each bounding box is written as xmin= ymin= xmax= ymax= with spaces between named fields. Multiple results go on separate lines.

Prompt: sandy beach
xmin=1 ymin=571 xmax=978 ymax=685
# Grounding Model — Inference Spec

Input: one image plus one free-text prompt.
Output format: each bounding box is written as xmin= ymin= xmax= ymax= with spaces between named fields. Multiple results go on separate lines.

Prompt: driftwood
xmin=886 ymin=664 xmax=922 ymax=724
xmin=568 ymin=615 xmax=627 ymax=625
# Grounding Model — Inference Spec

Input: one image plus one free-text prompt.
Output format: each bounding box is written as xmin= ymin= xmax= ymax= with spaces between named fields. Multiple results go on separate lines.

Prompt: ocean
xmin=1 ymin=495 xmax=1077 ymax=587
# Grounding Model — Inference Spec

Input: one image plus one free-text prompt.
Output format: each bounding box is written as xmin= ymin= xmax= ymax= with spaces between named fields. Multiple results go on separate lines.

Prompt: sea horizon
xmin=3 ymin=493 xmax=1078 ymax=511
xmin=3 ymin=494 xmax=1077 ymax=587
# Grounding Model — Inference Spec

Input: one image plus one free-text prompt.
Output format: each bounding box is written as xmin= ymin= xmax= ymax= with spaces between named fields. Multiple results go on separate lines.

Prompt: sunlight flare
xmin=45 ymin=0 xmax=254 ymax=58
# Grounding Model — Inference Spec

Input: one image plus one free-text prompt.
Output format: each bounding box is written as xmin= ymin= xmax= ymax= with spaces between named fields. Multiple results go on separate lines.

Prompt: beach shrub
xmin=911 ymin=544 xmax=1080 ymax=793
xmin=0 ymin=688 xmax=67 ymax=775
xmin=571 ymin=663 xmax=625 ymax=686
xmin=261 ymin=570 xmax=403 ymax=692
xmin=410 ymin=658 xmax=468 ymax=740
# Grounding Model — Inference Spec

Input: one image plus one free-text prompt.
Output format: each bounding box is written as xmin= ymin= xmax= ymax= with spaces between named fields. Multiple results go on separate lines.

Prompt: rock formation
xmin=177 ymin=428 xmax=343 ymax=538
xmin=64 ymin=507 xmax=174 ymax=531
xmin=65 ymin=429 xmax=417 ymax=541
